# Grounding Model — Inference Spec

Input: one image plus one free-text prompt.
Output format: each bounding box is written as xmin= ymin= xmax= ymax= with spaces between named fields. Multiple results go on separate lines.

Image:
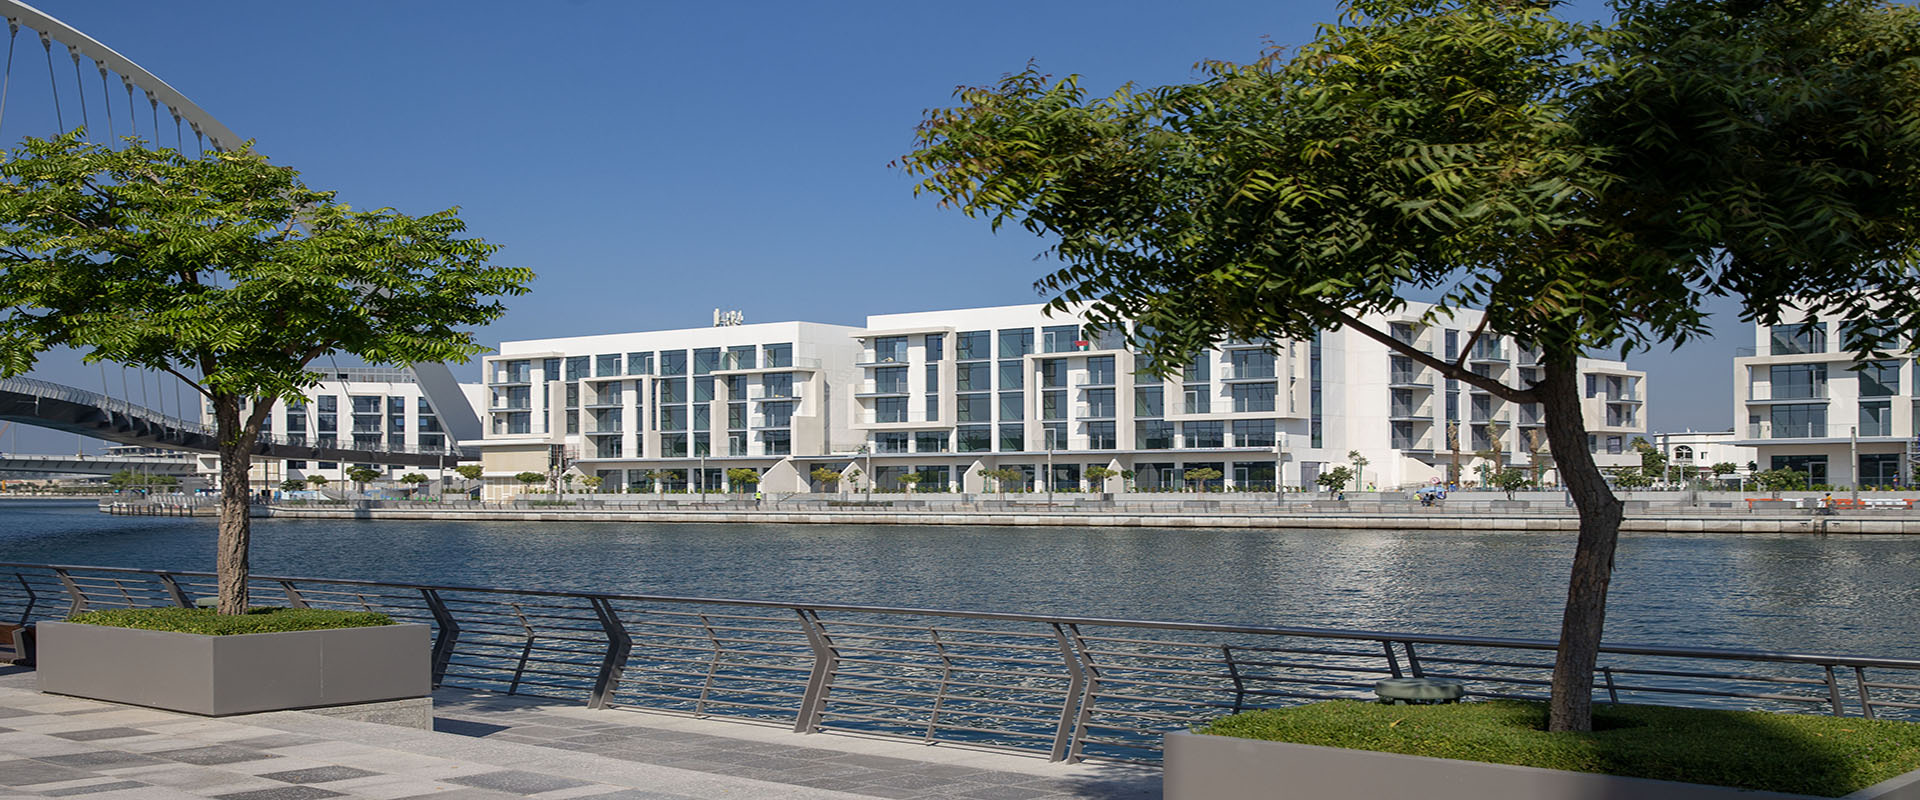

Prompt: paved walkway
xmin=0 ymin=667 xmax=1160 ymax=800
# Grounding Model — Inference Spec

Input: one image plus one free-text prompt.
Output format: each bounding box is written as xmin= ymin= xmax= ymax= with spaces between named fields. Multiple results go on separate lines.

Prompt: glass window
xmin=876 ymin=432 xmax=910 ymax=453
xmin=1183 ymin=385 xmax=1211 ymax=414
xmin=659 ymin=350 xmax=688 ymax=375
xmin=722 ymin=345 xmax=755 ymax=371
xmin=1183 ymin=359 xmax=1211 ymax=382
xmin=1771 ymin=454 xmax=1829 ymax=485
xmin=692 ymin=404 xmax=711 ymax=430
xmin=691 ymin=348 xmax=720 ymax=375
xmin=1042 ymin=390 xmax=1065 ymax=420
xmin=924 ymin=334 xmax=945 ymax=362
xmin=1231 ymin=383 xmax=1276 ymax=413
xmin=693 ymin=377 xmax=715 ymax=403
xmin=874 ymin=336 xmax=909 ymax=363
xmin=1771 ymin=323 xmax=1827 ymax=355
xmin=1039 ymin=359 xmax=1066 ymax=388
xmin=1233 ymin=419 xmax=1276 ymax=448
xmin=998 ymin=360 xmax=1025 ymax=390
xmin=876 ymin=397 xmax=908 ymax=423
xmin=657 ymin=405 xmax=688 ymax=432
xmin=352 ymin=396 xmax=381 ymax=414
xmin=1770 ymin=363 xmax=1827 ymax=400
xmin=998 ymin=424 xmax=1025 ymax=452
xmin=564 ymin=356 xmax=589 ymax=381
xmin=658 ymin=377 xmax=687 ymax=404
xmin=728 ymin=432 xmax=748 ymax=456
xmin=958 ymin=393 xmax=989 ymax=422
xmin=1086 ymin=421 xmax=1117 ymax=450
xmin=1086 ymin=356 xmax=1116 ymax=385
xmin=496 ymin=360 xmax=531 ymax=383
xmin=764 ymin=343 xmax=793 ymax=368
xmin=874 ymin=366 xmax=908 ymax=394
xmin=1391 ymin=421 xmax=1418 ymax=449
xmin=998 ymin=392 xmax=1025 ymax=421
xmin=1041 ymin=324 xmax=1081 ymax=353
xmin=998 ymin=328 xmax=1034 ymax=358
xmin=958 ymin=362 xmax=991 ymax=392
xmin=728 ymin=402 xmax=747 ymax=429
xmin=1135 ymin=387 xmax=1164 ymax=417
xmin=1860 ymin=361 xmax=1900 ymax=397
xmin=594 ymin=353 xmax=619 ymax=377
xmin=763 ymin=401 xmax=795 ymax=428
xmin=1041 ymin=422 xmax=1067 ymax=451
xmin=1444 ymin=330 xmax=1459 ymax=360
xmin=1085 ymin=388 xmax=1116 ymax=418
xmin=1136 ymin=420 xmax=1175 ymax=449
xmin=957 ymin=331 xmax=990 ymax=360
xmin=1860 ymin=453 xmax=1901 ymax=486
xmin=763 ymin=372 xmax=793 ymax=398
xmin=1182 ymin=421 xmax=1224 ymax=448
xmin=957 ymin=425 xmax=991 ymax=452
xmin=1230 ymin=350 xmax=1276 ymax=379
xmin=1771 ymin=404 xmax=1827 ymax=438
xmin=916 ymin=432 xmax=949 ymax=453
xmin=627 ymin=352 xmax=652 ymax=375
xmin=1861 ymin=400 xmax=1893 ymax=437
xmin=762 ymin=430 xmax=791 ymax=455
xmin=1134 ymin=353 xmax=1163 ymax=386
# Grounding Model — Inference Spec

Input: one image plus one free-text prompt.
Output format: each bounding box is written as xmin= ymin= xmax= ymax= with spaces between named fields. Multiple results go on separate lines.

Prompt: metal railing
xmin=5 ymin=562 xmax=1918 ymax=764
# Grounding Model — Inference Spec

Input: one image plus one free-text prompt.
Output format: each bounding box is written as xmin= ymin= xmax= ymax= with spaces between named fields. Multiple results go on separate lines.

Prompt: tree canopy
xmin=902 ymin=0 xmax=1920 ymax=731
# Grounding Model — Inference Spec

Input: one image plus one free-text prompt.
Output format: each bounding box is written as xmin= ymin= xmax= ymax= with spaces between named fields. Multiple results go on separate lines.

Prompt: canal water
xmin=3 ymin=498 xmax=1916 ymax=658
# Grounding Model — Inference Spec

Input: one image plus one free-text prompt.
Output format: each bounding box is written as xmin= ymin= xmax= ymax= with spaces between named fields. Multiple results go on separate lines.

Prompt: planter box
xmin=36 ymin=621 xmax=429 ymax=716
xmin=1165 ymin=730 xmax=1920 ymax=800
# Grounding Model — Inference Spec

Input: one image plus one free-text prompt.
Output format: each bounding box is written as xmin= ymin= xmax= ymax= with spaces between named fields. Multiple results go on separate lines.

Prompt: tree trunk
xmin=1535 ymin=351 xmax=1624 ymax=732
xmin=212 ymin=396 xmax=254 ymax=615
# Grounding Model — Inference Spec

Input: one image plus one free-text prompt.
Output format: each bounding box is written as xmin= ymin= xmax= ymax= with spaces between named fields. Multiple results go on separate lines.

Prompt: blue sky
xmin=2 ymin=0 xmax=1740 ymax=454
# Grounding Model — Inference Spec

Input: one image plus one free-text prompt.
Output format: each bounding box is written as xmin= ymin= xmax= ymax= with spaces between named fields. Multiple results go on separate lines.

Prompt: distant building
xmin=197 ymin=367 xmax=481 ymax=488
xmin=1649 ymin=431 xmax=1756 ymax=485
xmin=474 ymin=303 xmax=1651 ymax=497
xmin=1731 ymin=312 xmax=1919 ymax=486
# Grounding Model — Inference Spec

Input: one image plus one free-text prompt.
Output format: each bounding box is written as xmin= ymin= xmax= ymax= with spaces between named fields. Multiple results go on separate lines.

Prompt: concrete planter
xmin=1164 ymin=730 xmax=1920 ymax=800
xmin=1489 ymin=500 xmax=1530 ymax=510
xmin=36 ymin=621 xmax=429 ymax=716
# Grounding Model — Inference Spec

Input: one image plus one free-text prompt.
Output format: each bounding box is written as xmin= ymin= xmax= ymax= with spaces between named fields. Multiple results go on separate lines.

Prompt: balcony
xmin=751 ymin=416 xmax=796 ymax=430
xmin=1467 ymin=347 xmax=1508 ymax=365
xmin=1388 ymin=369 xmax=1428 ymax=389
xmin=1748 ymin=422 xmax=1828 ymax=439
xmin=857 ymin=412 xmax=941 ymax=426
xmin=748 ymin=385 xmax=802 ymax=401
xmin=855 ymin=382 xmax=910 ymax=397
xmin=1746 ymin=386 xmax=1827 ymax=403
xmin=713 ymin=356 xmax=822 ymax=374
xmin=1220 ymin=368 xmax=1278 ymax=383
xmin=1075 ymin=404 xmax=1117 ymax=420
xmin=855 ymin=350 xmax=910 ymax=368
xmin=1077 ymin=374 xmax=1117 ymax=388
xmin=1388 ymin=405 xmax=1431 ymax=422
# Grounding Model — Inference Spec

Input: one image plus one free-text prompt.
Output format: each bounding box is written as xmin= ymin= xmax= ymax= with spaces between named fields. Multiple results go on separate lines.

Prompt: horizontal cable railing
xmin=4 ymin=562 xmax=1918 ymax=763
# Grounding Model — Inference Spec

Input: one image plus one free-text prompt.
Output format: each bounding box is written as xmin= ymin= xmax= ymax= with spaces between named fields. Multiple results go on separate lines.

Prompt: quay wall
xmin=256 ymin=505 xmax=1920 ymax=534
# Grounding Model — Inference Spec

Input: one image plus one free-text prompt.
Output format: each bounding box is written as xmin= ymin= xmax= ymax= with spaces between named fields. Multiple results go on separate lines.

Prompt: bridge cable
xmin=67 ymin=45 xmax=85 ymax=136
xmin=37 ymin=30 xmax=58 ymax=131
xmin=146 ymin=89 xmax=157 ymax=145
xmin=0 ymin=20 xmax=17 ymax=141
xmin=96 ymin=61 xmax=112 ymax=144
xmin=171 ymin=107 xmax=181 ymax=150
xmin=121 ymin=74 xmax=134 ymax=140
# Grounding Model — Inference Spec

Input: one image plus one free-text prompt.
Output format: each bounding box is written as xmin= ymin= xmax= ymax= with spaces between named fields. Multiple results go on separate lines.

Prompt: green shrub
xmin=1198 ymin=700 xmax=1920 ymax=797
xmin=68 ymin=606 xmax=393 ymax=636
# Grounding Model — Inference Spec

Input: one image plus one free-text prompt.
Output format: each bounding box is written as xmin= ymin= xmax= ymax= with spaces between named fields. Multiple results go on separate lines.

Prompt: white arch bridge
xmin=0 ymin=1 xmax=485 ymax=459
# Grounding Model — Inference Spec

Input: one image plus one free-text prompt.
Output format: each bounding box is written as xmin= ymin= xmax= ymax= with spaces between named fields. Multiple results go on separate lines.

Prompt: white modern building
xmin=843 ymin=302 xmax=1648 ymax=493
xmin=1732 ymin=313 xmax=1919 ymax=487
xmin=1649 ymin=430 xmax=1757 ymax=485
xmin=470 ymin=320 xmax=863 ymax=500
xmin=471 ymin=303 xmax=1650 ymax=497
xmin=197 ymin=367 xmax=482 ymax=487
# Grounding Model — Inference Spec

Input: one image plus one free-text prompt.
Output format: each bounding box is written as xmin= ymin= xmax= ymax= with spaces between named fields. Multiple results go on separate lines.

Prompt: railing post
xmin=278 ymin=581 xmax=308 ymax=609
xmin=1602 ymin=667 xmax=1619 ymax=704
xmin=1063 ymin=623 xmax=1101 ymax=763
xmin=1048 ymin=623 xmax=1088 ymax=761
xmin=1382 ymin=641 xmax=1403 ymax=678
xmin=1854 ymin=667 xmax=1876 ymax=720
xmin=1824 ymin=665 xmax=1845 ymax=716
xmin=14 ymin=573 xmax=39 ymax=624
xmin=925 ymin=628 xmax=955 ymax=742
xmin=1403 ymin=641 xmax=1424 ymax=678
xmin=51 ymin=568 xmax=86 ymax=616
xmin=157 ymin=573 xmax=191 ymax=608
xmin=1222 ymin=645 xmax=1247 ymax=713
xmin=793 ymin=609 xmax=839 ymax=734
xmin=420 ymin=588 xmax=459 ymax=688
xmin=587 ymin=597 xmax=630 ymax=710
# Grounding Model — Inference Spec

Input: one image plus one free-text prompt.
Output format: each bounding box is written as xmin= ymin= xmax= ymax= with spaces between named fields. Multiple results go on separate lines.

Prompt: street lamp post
xmin=1045 ymin=428 xmax=1056 ymax=505
xmin=1850 ymin=425 xmax=1860 ymax=502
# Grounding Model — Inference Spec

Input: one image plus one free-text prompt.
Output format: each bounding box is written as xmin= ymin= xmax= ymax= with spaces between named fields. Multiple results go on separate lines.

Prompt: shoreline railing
xmin=4 ymin=561 xmax=1918 ymax=763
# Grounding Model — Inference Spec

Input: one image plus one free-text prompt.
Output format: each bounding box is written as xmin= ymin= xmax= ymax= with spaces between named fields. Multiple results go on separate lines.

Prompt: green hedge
xmin=1198 ymin=700 xmax=1920 ymax=797
xmin=67 ymin=606 xmax=393 ymax=636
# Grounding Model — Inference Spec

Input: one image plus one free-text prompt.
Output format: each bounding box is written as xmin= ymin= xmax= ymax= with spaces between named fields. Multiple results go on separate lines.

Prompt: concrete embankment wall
xmin=257 ymin=506 xmax=1920 ymax=534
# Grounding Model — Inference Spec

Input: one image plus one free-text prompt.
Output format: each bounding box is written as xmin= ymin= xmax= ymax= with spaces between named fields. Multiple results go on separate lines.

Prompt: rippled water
xmin=3 ymin=498 xmax=1916 ymax=657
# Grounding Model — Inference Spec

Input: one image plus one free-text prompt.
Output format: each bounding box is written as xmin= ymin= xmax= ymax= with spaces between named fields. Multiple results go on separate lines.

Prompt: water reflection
xmin=2 ymin=499 xmax=1915 ymax=658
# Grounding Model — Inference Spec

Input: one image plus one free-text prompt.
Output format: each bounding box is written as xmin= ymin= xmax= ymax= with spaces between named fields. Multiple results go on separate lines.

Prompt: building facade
xmin=1732 ymin=313 xmax=1919 ymax=487
xmin=1649 ymin=430 xmax=1757 ymax=486
xmin=474 ymin=304 xmax=1650 ymax=497
xmin=470 ymin=321 xmax=862 ymax=500
xmin=196 ymin=368 xmax=481 ymax=487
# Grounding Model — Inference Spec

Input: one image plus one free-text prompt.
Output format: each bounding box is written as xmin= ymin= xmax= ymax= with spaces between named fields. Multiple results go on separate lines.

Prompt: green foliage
xmin=1611 ymin=467 xmax=1653 ymax=489
xmin=1315 ymin=466 xmax=1355 ymax=494
xmin=725 ymin=467 xmax=762 ymax=489
xmin=304 ymin=474 xmax=329 ymax=488
xmin=895 ymin=472 xmax=924 ymax=490
xmin=1492 ymin=468 xmax=1531 ymax=499
xmin=278 ymin=478 xmax=305 ymax=492
xmin=454 ymin=465 xmax=483 ymax=481
xmin=1085 ymin=465 xmax=1119 ymax=486
xmin=513 ymin=471 xmax=546 ymax=487
xmin=978 ymin=467 xmax=1024 ymax=492
xmin=1198 ymin=700 xmax=1920 ymax=797
xmin=1754 ymin=468 xmax=1810 ymax=492
xmin=1183 ymin=466 xmax=1223 ymax=492
xmin=581 ymin=475 xmax=603 ymax=491
xmin=398 ymin=472 xmax=428 ymax=485
xmin=105 ymin=470 xmax=177 ymax=487
xmin=1631 ymin=438 xmax=1667 ymax=476
xmin=810 ymin=467 xmax=842 ymax=489
xmin=69 ymin=606 xmax=392 ymax=636
xmin=1347 ymin=451 xmax=1370 ymax=493
xmin=1710 ymin=462 xmax=1738 ymax=478
xmin=345 ymin=467 xmax=380 ymax=485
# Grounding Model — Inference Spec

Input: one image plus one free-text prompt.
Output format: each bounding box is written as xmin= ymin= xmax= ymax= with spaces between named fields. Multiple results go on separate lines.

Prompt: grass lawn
xmin=1198 ymin=700 xmax=1920 ymax=797
xmin=67 ymin=606 xmax=392 ymax=635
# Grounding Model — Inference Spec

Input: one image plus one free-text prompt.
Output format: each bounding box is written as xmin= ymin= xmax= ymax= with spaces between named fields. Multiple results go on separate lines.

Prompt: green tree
xmin=843 ymin=467 xmax=865 ymax=493
xmin=399 ymin=472 xmax=429 ymax=497
xmin=725 ymin=467 xmax=762 ymax=493
xmin=896 ymin=472 xmax=923 ymax=493
xmin=105 ymin=470 xmax=137 ymax=488
xmin=305 ymin=475 xmax=329 ymax=490
xmin=345 ymin=466 xmax=381 ymax=494
xmin=1315 ymin=466 xmax=1354 ymax=496
xmin=901 ymin=0 xmax=1920 ymax=730
xmin=1347 ymin=451 xmax=1370 ymax=493
xmin=513 ymin=471 xmax=546 ymax=494
xmin=1183 ymin=466 xmax=1223 ymax=493
xmin=1085 ymin=465 xmax=1119 ymax=491
xmin=810 ymin=467 xmax=842 ymax=492
xmin=278 ymin=478 xmax=305 ymax=493
xmin=1611 ymin=467 xmax=1653 ymax=490
xmin=644 ymin=469 xmax=678 ymax=493
xmin=1754 ymin=468 xmax=1809 ymax=494
xmin=455 ymin=464 xmax=484 ymax=481
xmin=0 ymin=137 xmax=528 ymax=615
xmin=1711 ymin=462 xmax=1738 ymax=486
xmin=1492 ymin=468 xmax=1531 ymax=501
xmin=582 ymin=475 xmax=603 ymax=492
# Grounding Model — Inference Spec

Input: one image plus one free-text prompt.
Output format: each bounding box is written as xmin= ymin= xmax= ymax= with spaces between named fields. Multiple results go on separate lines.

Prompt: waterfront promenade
xmin=0 ymin=667 xmax=1158 ymax=799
